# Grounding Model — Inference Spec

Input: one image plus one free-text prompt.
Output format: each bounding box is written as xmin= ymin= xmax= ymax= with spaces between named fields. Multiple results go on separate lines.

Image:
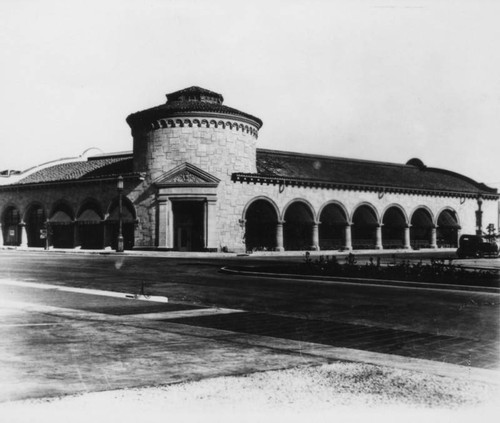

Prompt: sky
xmin=0 ymin=0 xmax=499 ymax=189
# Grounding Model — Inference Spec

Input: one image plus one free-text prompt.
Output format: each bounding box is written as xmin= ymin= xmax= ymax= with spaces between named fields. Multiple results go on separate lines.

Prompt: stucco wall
xmin=217 ymin=180 xmax=497 ymax=252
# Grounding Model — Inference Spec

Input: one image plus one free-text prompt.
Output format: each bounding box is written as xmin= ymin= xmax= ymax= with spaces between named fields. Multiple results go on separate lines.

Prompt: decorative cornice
xmin=138 ymin=115 xmax=259 ymax=138
xmin=231 ymin=173 xmax=500 ymax=200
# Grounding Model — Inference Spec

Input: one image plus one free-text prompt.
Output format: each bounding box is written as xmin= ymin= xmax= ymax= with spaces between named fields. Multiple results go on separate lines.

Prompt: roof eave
xmin=0 ymin=173 xmax=143 ymax=191
xmin=231 ymin=173 xmax=499 ymax=199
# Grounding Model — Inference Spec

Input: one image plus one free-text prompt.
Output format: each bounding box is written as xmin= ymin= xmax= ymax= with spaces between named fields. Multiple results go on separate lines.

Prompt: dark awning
xmin=438 ymin=210 xmax=460 ymax=228
xmin=77 ymin=209 xmax=102 ymax=224
xmin=50 ymin=210 xmax=73 ymax=225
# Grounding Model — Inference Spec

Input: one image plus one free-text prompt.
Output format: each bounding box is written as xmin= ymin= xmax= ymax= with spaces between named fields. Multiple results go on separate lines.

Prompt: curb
xmin=220 ymin=267 xmax=500 ymax=294
xmin=0 ymin=279 xmax=169 ymax=303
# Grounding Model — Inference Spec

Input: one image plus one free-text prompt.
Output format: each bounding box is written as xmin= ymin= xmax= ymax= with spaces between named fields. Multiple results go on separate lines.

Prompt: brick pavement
xmin=164 ymin=311 xmax=499 ymax=370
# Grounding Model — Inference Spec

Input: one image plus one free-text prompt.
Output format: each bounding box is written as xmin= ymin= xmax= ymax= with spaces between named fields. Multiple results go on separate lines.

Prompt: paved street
xmin=0 ymin=250 xmax=498 ymax=402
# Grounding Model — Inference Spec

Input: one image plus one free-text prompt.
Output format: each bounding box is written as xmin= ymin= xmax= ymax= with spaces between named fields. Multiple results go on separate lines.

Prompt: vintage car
xmin=456 ymin=234 xmax=499 ymax=258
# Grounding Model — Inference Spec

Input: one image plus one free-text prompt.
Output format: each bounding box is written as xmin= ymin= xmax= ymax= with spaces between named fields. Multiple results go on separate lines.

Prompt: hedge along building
xmin=0 ymin=86 xmax=498 ymax=252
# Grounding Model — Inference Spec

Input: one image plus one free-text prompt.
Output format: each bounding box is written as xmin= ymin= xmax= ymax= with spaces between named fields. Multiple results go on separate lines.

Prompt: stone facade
xmin=130 ymin=118 xmax=258 ymax=249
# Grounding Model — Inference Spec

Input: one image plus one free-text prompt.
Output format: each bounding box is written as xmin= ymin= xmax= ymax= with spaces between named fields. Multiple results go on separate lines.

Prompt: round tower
xmin=126 ymin=86 xmax=262 ymax=183
xmin=126 ymin=87 xmax=262 ymax=251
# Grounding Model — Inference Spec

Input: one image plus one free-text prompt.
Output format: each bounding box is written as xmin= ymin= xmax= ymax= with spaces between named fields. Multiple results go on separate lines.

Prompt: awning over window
xmin=438 ymin=210 xmax=460 ymax=228
xmin=353 ymin=206 xmax=378 ymax=226
xmin=50 ymin=210 xmax=73 ymax=225
xmin=77 ymin=209 xmax=102 ymax=224
xmin=411 ymin=210 xmax=434 ymax=228
xmin=320 ymin=205 xmax=347 ymax=225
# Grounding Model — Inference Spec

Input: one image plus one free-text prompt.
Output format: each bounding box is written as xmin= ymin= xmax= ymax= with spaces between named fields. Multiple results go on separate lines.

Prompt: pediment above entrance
xmin=154 ymin=163 xmax=220 ymax=188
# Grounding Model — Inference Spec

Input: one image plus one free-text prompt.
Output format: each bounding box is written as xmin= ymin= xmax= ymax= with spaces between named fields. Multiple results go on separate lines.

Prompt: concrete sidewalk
xmin=0 ymin=279 xmax=498 ymax=404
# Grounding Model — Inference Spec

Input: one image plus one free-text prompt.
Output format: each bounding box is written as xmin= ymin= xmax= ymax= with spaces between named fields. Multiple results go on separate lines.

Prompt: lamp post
xmin=476 ymin=195 xmax=483 ymax=236
xmin=117 ymin=175 xmax=124 ymax=252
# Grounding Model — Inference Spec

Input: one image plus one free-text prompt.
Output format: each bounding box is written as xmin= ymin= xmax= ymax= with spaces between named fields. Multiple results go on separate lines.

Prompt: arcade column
xmin=375 ymin=224 xmax=383 ymax=250
xmin=275 ymin=220 xmax=284 ymax=251
xmin=19 ymin=222 xmax=28 ymax=248
xmin=344 ymin=223 xmax=352 ymax=251
xmin=404 ymin=225 xmax=411 ymax=249
xmin=311 ymin=221 xmax=320 ymax=251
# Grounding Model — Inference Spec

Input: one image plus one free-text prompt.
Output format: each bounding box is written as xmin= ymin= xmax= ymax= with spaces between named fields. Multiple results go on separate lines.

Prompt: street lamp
xmin=117 ymin=175 xmax=124 ymax=252
xmin=476 ymin=195 xmax=483 ymax=236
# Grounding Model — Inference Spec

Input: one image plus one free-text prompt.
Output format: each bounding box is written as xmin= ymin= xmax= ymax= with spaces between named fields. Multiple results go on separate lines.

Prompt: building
xmin=0 ymin=86 xmax=498 ymax=253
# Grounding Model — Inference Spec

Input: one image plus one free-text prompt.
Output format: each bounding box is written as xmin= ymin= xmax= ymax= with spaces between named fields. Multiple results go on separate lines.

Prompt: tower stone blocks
xmin=126 ymin=86 xmax=262 ymax=250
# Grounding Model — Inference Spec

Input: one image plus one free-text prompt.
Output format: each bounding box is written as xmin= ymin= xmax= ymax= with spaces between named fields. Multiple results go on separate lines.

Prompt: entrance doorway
xmin=173 ymin=201 xmax=204 ymax=251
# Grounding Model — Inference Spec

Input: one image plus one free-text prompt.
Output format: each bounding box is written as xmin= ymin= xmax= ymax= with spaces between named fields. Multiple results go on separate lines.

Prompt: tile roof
xmin=127 ymin=86 xmax=262 ymax=130
xmin=3 ymin=148 xmax=496 ymax=199
xmin=10 ymin=156 xmax=134 ymax=186
xmin=233 ymin=149 xmax=497 ymax=197
xmin=166 ymin=86 xmax=224 ymax=103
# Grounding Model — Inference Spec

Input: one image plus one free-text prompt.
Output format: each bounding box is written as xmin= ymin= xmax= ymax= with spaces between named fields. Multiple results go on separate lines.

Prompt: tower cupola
xmin=166 ymin=86 xmax=223 ymax=104
xmin=127 ymin=86 xmax=262 ymax=180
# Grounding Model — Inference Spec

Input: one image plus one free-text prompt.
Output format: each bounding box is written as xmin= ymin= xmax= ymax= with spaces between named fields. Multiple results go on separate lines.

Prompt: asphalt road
xmin=0 ymin=250 xmax=498 ymax=401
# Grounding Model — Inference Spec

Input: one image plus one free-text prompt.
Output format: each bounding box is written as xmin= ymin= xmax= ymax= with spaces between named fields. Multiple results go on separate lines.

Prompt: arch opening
xmin=2 ymin=206 xmax=21 ymax=246
xmin=319 ymin=203 xmax=347 ymax=250
xmin=106 ymin=198 xmax=136 ymax=250
xmin=382 ymin=207 xmax=406 ymax=249
xmin=76 ymin=202 xmax=103 ymax=249
xmin=50 ymin=203 xmax=75 ymax=248
xmin=284 ymin=202 xmax=314 ymax=251
xmin=352 ymin=205 xmax=378 ymax=249
xmin=437 ymin=209 xmax=459 ymax=248
xmin=26 ymin=205 xmax=46 ymax=248
xmin=410 ymin=208 xmax=433 ymax=249
xmin=244 ymin=199 xmax=278 ymax=252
